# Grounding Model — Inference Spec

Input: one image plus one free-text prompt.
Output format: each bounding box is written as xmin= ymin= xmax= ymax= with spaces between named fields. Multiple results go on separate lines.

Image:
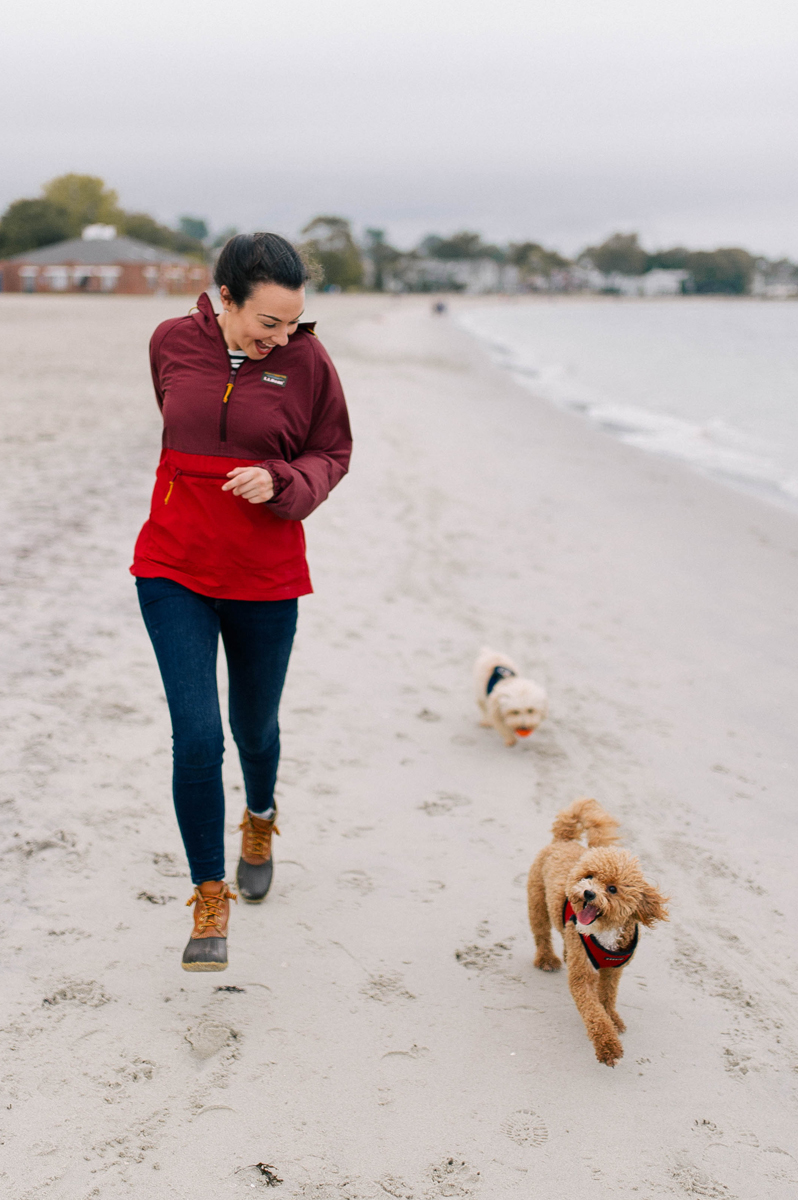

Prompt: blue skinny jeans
xmin=136 ymin=576 xmax=297 ymax=885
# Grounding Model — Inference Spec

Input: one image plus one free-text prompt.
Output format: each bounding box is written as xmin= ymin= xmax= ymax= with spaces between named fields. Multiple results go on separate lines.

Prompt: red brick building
xmin=0 ymin=227 xmax=211 ymax=295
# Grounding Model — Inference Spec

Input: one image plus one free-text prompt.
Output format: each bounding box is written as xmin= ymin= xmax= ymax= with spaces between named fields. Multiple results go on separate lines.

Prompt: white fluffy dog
xmin=474 ymin=647 xmax=548 ymax=746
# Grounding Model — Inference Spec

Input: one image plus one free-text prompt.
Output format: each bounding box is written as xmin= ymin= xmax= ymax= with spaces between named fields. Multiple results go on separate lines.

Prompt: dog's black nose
xmin=583 ymin=889 xmax=596 ymax=901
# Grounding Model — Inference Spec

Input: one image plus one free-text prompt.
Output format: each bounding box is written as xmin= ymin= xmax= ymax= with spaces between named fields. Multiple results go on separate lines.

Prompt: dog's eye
xmin=607 ymin=885 xmax=617 ymax=894
xmin=584 ymin=875 xmax=593 ymax=880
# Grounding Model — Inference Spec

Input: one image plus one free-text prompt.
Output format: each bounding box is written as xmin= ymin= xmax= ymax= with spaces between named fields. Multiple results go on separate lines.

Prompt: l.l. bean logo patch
xmin=262 ymin=371 xmax=287 ymax=387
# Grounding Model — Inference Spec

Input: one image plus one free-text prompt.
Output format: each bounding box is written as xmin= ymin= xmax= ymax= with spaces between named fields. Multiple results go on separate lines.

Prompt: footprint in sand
xmin=19 ymin=830 xmax=76 ymax=858
xmin=273 ymin=859 xmax=310 ymax=899
xmin=667 ymin=1158 xmax=732 ymax=1198
xmin=418 ymin=792 xmax=471 ymax=816
xmin=337 ymin=868 xmax=375 ymax=895
xmin=361 ymin=972 xmax=415 ymax=1003
xmin=501 ymin=1109 xmax=549 ymax=1148
xmin=152 ymin=851 xmax=188 ymax=878
xmin=454 ymin=942 xmax=513 ymax=972
xmin=378 ymin=1174 xmax=414 ymax=1198
xmin=427 ymin=1156 xmax=481 ymax=1196
xmin=185 ymin=1020 xmax=235 ymax=1059
xmin=42 ymin=980 xmax=111 ymax=1008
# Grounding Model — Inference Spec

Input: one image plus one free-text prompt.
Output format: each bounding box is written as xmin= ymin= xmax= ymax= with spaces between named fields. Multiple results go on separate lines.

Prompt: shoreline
xmin=448 ymin=292 xmax=798 ymax=517
xmin=1 ymin=293 xmax=796 ymax=1198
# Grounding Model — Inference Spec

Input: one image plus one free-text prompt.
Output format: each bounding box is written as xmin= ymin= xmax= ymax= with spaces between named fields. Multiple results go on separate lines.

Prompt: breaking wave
xmin=457 ymin=305 xmax=798 ymax=512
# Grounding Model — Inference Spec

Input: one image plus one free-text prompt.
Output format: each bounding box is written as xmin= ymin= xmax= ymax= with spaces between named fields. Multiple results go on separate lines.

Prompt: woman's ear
xmin=636 ymin=883 xmax=669 ymax=927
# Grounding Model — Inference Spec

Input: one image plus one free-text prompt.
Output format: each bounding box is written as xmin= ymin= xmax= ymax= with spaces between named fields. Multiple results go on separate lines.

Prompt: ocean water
xmin=457 ymin=298 xmax=798 ymax=512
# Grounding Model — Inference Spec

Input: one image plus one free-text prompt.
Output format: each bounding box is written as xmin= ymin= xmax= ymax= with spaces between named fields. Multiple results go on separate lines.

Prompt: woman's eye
xmin=607 ymin=885 xmax=617 ymax=894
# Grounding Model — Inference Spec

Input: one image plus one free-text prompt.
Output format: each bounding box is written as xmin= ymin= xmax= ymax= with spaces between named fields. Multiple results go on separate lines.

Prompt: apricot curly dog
xmin=527 ymin=798 xmax=668 ymax=1066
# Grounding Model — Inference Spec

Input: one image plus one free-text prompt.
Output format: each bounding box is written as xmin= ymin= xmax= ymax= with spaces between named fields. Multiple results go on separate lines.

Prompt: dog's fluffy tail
xmin=551 ymin=798 xmax=619 ymax=847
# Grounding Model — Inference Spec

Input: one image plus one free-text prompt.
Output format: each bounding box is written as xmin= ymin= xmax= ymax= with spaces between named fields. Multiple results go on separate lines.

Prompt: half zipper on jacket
xmin=219 ymin=367 xmax=237 ymax=442
xmin=133 ymin=290 xmax=349 ymax=600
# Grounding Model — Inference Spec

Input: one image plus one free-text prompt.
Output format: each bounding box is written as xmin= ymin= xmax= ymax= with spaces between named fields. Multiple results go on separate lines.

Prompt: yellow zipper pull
xmin=223 ymin=382 xmax=234 ymax=404
xmin=164 ymin=470 xmax=180 ymax=505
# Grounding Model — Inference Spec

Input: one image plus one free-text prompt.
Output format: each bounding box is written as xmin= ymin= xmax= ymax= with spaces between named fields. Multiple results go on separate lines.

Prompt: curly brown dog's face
xmin=566 ymin=847 xmax=668 ymax=932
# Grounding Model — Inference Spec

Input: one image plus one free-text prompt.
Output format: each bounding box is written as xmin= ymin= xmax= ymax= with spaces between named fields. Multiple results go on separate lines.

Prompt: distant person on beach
xmin=130 ymin=234 xmax=352 ymax=971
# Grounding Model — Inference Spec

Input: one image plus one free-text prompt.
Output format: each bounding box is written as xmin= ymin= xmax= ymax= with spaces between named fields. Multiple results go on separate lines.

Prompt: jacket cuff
xmin=256 ymin=460 xmax=292 ymax=499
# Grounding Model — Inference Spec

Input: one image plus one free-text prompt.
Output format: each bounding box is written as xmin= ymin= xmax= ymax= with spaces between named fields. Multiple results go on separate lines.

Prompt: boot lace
xmin=240 ymin=814 xmax=280 ymax=859
xmin=187 ymin=885 xmax=237 ymax=933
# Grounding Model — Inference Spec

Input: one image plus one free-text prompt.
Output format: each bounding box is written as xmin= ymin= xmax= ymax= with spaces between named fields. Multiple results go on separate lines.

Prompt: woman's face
xmin=219 ymin=282 xmax=305 ymax=359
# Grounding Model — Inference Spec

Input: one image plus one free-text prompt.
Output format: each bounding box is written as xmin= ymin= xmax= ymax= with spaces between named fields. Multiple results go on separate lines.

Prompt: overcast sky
xmin=2 ymin=0 xmax=797 ymax=256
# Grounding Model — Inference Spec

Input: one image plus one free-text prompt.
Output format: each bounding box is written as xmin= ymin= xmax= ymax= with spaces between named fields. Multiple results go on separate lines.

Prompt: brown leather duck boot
xmin=236 ymin=807 xmax=279 ymax=903
xmin=181 ymin=880 xmax=237 ymax=971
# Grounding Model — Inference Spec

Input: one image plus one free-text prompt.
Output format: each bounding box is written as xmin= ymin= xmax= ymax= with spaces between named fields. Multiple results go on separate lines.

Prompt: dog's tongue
xmin=516 ymin=729 xmax=532 ymax=737
xmin=577 ymin=904 xmax=598 ymax=925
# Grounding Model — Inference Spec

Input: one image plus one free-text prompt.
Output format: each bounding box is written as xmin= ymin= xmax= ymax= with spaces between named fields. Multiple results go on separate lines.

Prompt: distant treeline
xmin=1 ymin=176 xmax=793 ymax=296
xmin=279 ymin=221 xmax=796 ymax=295
xmin=571 ymin=232 xmax=757 ymax=295
xmin=0 ymin=175 xmax=224 ymax=262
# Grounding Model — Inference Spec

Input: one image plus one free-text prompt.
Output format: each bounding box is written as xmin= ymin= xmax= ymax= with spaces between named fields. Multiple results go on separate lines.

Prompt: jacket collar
xmin=193 ymin=288 xmax=221 ymax=333
xmin=563 ymin=897 xmax=639 ymax=970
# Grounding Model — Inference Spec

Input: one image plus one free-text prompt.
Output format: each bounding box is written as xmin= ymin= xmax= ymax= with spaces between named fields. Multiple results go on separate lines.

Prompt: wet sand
xmin=1 ymin=292 xmax=796 ymax=1198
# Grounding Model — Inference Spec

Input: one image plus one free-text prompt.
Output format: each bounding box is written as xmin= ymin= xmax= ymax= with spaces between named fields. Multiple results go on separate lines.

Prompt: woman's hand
xmin=222 ymin=466 xmax=275 ymax=504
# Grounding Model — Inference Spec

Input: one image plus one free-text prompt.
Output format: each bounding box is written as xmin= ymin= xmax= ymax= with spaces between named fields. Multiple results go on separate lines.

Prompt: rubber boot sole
xmin=181 ymin=936 xmax=228 ymax=971
xmin=236 ymin=857 xmax=273 ymax=904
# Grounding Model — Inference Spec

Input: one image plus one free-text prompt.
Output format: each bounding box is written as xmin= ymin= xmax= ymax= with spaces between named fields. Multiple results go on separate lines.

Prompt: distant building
xmin=0 ymin=225 xmax=210 ymax=295
xmin=576 ymin=266 xmax=688 ymax=296
xmin=522 ymin=266 xmax=585 ymax=293
xmin=384 ymin=255 xmax=520 ymax=294
xmin=751 ymin=258 xmax=798 ymax=298
xmin=639 ymin=269 xmax=689 ymax=296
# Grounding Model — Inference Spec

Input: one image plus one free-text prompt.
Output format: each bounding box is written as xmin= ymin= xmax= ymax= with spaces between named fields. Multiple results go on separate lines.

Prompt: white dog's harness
xmin=486 ymin=665 xmax=516 ymax=695
xmin=563 ymin=898 xmax=639 ymax=969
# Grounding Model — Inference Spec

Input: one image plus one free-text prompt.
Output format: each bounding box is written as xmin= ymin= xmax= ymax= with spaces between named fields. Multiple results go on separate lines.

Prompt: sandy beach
xmin=1 ymin=292 xmax=797 ymax=1199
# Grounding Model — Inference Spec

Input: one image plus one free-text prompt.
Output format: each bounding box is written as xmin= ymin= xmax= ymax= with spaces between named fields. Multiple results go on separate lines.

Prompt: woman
xmin=131 ymin=233 xmax=352 ymax=971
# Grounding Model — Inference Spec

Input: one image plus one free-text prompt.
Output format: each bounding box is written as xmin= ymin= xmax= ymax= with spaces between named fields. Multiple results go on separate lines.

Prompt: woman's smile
xmin=218 ymin=280 xmax=305 ymax=359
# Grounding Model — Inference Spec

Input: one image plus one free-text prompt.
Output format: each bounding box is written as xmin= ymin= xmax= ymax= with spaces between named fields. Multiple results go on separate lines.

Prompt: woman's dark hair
xmin=214 ymin=232 xmax=309 ymax=306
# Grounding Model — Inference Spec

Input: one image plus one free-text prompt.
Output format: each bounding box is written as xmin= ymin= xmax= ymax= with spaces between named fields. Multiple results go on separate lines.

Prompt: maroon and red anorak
xmin=131 ymin=292 xmax=352 ymax=600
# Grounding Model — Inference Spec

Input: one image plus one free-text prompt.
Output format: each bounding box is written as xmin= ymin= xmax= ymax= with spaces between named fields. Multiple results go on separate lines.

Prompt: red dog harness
xmin=563 ymin=898 xmax=639 ymax=970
